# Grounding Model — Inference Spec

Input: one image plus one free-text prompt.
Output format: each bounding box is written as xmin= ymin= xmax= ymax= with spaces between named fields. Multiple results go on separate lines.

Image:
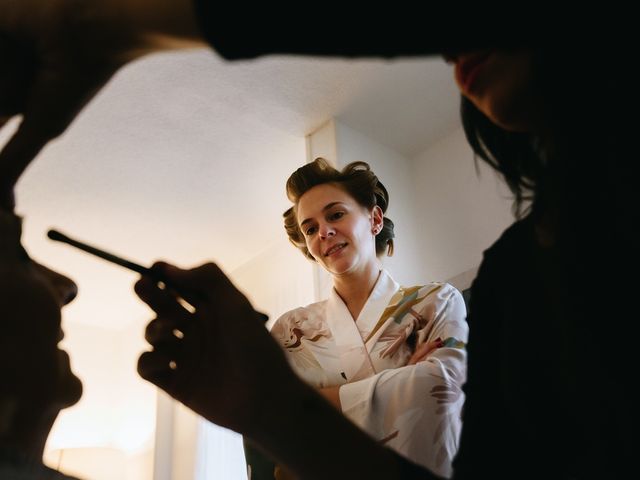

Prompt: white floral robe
xmin=270 ymin=269 xmax=468 ymax=478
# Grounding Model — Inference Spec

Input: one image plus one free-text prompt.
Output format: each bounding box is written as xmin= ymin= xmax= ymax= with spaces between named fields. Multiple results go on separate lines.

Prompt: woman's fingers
xmin=135 ymin=274 xmax=193 ymax=318
xmin=138 ymin=320 xmax=190 ymax=397
xmin=0 ymin=33 xmax=36 ymax=117
xmin=0 ymin=117 xmax=55 ymax=194
xmin=144 ymin=317 xmax=186 ymax=345
xmin=151 ymin=261 xmax=236 ymax=301
xmin=137 ymin=349 xmax=178 ymax=393
xmin=149 ymin=261 xmax=268 ymax=325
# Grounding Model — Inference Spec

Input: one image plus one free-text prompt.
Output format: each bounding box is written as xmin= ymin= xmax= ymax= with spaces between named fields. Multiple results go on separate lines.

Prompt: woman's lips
xmin=455 ymin=51 xmax=492 ymax=92
xmin=324 ymin=243 xmax=346 ymax=257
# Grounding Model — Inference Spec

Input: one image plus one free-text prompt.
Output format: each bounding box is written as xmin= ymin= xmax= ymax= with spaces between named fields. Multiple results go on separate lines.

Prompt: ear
xmin=371 ymin=205 xmax=383 ymax=234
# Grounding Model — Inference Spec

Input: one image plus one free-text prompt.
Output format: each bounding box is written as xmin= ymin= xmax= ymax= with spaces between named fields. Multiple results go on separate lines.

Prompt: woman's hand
xmin=135 ymin=261 xmax=296 ymax=434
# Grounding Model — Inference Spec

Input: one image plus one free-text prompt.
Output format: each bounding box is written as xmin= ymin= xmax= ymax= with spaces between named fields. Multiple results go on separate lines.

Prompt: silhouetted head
xmin=0 ymin=211 xmax=82 ymax=440
xmin=448 ymin=48 xmax=610 ymax=222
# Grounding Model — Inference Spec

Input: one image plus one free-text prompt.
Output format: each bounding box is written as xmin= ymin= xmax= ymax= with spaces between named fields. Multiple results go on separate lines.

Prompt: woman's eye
xmin=305 ymin=226 xmax=317 ymax=236
xmin=329 ymin=211 xmax=344 ymax=221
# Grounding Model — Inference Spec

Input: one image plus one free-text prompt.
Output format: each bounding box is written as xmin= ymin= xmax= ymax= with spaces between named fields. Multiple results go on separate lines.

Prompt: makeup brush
xmin=47 ymin=228 xmax=269 ymax=322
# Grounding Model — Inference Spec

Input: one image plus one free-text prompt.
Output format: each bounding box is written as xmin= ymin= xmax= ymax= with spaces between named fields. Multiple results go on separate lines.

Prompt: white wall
xmin=312 ymin=120 xmax=515 ymax=291
xmin=303 ymin=119 xmax=511 ymax=293
xmin=334 ymin=120 xmax=426 ymax=287
xmin=186 ymin=238 xmax=317 ymax=480
xmin=44 ymin=322 xmax=157 ymax=480
xmin=231 ymin=239 xmax=316 ymax=327
xmin=409 ymin=127 xmax=514 ymax=285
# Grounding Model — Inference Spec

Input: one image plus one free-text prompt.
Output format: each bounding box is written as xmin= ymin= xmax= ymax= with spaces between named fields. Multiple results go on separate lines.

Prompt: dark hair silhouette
xmin=459 ymin=47 xmax=622 ymax=248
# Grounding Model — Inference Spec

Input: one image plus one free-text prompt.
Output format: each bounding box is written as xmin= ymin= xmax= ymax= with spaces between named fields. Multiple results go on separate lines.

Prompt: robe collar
xmin=325 ymin=269 xmax=400 ymax=345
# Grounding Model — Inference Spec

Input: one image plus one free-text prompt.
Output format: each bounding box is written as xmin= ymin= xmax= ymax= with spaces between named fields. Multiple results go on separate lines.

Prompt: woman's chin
xmin=60 ymin=375 xmax=83 ymax=408
xmin=53 ymin=372 xmax=83 ymax=409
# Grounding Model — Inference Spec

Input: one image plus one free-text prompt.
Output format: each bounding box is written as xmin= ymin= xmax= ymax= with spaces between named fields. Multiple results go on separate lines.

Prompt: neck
xmin=0 ymin=405 xmax=58 ymax=468
xmin=0 ymin=433 xmax=49 ymax=468
xmin=333 ymin=263 xmax=381 ymax=320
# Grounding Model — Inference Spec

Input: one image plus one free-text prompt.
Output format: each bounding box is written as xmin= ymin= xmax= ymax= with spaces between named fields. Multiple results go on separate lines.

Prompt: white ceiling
xmin=4 ymin=48 xmax=461 ymax=329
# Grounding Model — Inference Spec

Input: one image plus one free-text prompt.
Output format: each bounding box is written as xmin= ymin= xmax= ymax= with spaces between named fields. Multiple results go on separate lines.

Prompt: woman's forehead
xmin=299 ymin=183 xmax=353 ymax=207
xmin=296 ymin=184 xmax=354 ymax=218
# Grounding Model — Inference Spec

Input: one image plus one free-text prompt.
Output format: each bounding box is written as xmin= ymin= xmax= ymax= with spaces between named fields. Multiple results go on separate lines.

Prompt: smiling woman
xmin=0 ymin=210 xmax=83 ymax=479
xmin=243 ymin=158 xmax=468 ymax=479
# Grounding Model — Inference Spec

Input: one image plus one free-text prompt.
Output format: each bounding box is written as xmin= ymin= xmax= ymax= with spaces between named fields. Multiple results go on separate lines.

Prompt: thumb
xmin=150 ymin=261 xmax=232 ymax=302
xmin=150 ymin=261 xmax=268 ymax=322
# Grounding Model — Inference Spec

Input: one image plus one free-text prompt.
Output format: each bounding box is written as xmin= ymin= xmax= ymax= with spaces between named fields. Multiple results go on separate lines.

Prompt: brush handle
xmin=46 ymin=228 xmax=269 ymax=322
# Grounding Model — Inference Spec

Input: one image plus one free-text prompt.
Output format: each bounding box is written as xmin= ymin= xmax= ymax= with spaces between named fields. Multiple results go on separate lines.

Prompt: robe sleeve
xmin=338 ymin=286 xmax=468 ymax=478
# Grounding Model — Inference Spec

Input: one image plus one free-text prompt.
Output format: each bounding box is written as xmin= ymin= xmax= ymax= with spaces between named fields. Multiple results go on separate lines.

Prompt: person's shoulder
xmin=440 ymin=282 xmax=465 ymax=304
xmin=399 ymin=281 xmax=463 ymax=307
xmin=472 ymin=216 xmax=539 ymax=295
xmin=411 ymin=281 xmax=460 ymax=296
xmin=481 ymin=216 xmax=534 ymax=261
xmin=429 ymin=282 xmax=466 ymax=312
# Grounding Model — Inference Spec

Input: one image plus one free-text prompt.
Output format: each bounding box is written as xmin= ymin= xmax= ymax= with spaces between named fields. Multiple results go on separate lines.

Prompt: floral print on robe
xmin=270 ymin=270 xmax=468 ymax=478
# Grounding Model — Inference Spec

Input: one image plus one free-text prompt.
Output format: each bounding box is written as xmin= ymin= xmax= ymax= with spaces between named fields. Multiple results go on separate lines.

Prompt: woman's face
xmin=296 ymin=183 xmax=382 ymax=278
xmin=0 ymin=211 xmax=82 ymax=410
xmin=449 ymin=50 xmax=540 ymax=132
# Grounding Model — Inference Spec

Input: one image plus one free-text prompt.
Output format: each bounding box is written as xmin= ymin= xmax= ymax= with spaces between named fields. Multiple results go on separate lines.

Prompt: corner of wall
xmin=306 ymin=119 xmax=337 ymax=166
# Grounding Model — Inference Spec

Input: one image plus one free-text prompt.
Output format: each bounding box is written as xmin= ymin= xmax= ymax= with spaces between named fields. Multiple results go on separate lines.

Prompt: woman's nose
xmin=318 ymin=224 xmax=336 ymax=239
xmin=58 ymin=276 xmax=78 ymax=306
xmin=37 ymin=263 xmax=78 ymax=306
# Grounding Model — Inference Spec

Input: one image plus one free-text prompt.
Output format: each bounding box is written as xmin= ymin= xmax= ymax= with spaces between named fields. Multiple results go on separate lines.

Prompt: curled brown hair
xmin=283 ymin=158 xmax=395 ymax=261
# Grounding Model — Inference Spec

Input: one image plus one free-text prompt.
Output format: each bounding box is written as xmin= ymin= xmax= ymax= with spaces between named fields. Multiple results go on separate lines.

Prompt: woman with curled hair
xmin=245 ymin=158 xmax=468 ymax=479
